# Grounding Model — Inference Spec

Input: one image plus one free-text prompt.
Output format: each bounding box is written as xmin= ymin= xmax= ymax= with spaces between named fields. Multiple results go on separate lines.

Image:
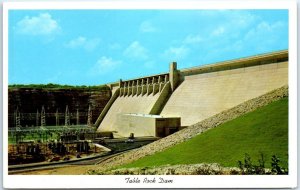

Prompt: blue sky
xmin=8 ymin=10 xmax=288 ymax=85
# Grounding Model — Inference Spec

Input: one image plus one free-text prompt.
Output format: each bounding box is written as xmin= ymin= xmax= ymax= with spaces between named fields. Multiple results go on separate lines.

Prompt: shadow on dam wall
xmin=96 ymin=50 xmax=288 ymax=136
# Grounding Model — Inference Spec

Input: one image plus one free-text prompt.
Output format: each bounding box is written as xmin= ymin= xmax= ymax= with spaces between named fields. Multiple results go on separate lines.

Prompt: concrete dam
xmin=95 ymin=50 xmax=288 ymax=138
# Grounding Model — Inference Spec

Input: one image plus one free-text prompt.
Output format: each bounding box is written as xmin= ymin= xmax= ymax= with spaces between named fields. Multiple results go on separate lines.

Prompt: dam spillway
xmin=98 ymin=93 xmax=161 ymax=135
xmin=95 ymin=74 xmax=172 ymax=137
xmin=95 ymin=50 xmax=288 ymax=137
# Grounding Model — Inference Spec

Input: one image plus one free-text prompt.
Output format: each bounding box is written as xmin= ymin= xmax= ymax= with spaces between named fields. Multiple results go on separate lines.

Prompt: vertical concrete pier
xmin=169 ymin=62 xmax=179 ymax=91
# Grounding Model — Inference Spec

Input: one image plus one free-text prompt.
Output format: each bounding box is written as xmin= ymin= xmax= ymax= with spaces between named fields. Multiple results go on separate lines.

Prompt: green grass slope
xmin=122 ymin=97 xmax=288 ymax=169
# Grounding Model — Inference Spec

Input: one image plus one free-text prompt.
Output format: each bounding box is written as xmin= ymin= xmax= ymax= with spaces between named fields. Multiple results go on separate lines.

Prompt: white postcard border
xmin=2 ymin=0 xmax=297 ymax=188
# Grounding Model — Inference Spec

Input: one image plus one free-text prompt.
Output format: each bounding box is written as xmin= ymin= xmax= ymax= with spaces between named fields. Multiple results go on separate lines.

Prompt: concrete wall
xmin=97 ymin=93 xmax=160 ymax=134
xmin=97 ymin=71 xmax=173 ymax=136
xmin=149 ymin=82 xmax=171 ymax=114
xmin=94 ymin=88 xmax=120 ymax=128
xmin=97 ymin=81 xmax=172 ymax=136
xmin=161 ymin=61 xmax=288 ymax=126
xmin=115 ymin=114 xmax=181 ymax=137
xmin=115 ymin=114 xmax=157 ymax=137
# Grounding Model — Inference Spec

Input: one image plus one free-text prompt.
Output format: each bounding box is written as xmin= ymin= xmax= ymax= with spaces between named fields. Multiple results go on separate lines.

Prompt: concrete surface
xmin=98 ymin=92 xmax=160 ymax=134
xmin=96 ymin=50 xmax=288 ymax=136
xmin=161 ymin=61 xmax=288 ymax=126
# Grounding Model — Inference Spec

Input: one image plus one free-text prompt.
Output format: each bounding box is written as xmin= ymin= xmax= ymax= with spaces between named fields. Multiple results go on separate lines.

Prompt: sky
xmin=8 ymin=10 xmax=288 ymax=85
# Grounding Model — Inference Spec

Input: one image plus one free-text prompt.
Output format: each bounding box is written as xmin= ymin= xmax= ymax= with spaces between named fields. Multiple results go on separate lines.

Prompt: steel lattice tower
xmin=36 ymin=109 xmax=39 ymax=127
xmin=41 ymin=106 xmax=46 ymax=126
xmin=76 ymin=109 xmax=79 ymax=125
xmin=87 ymin=105 xmax=92 ymax=126
xmin=15 ymin=107 xmax=21 ymax=128
xmin=56 ymin=108 xmax=59 ymax=126
xmin=65 ymin=105 xmax=70 ymax=126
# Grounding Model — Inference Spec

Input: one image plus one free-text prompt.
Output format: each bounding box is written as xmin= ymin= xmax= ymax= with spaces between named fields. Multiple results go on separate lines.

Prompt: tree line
xmin=8 ymin=83 xmax=110 ymax=90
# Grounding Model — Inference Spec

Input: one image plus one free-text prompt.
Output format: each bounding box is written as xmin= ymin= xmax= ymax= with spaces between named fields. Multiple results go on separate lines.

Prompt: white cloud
xmin=163 ymin=46 xmax=189 ymax=60
xmin=211 ymin=26 xmax=225 ymax=36
xmin=200 ymin=10 xmax=258 ymax=29
xmin=183 ymin=34 xmax=203 ymax=44
xmin=91 ymin=56 xmax=121 ymax=75
xmin=109 ymin=43 xmax=122 ymax=50
xmin=65 ymin=37 xmax=86 ymax=47
xmin=140 ymin=21 xmax=157 ymax=33
xmin=65 ymin=36 xmax=100 ymax=51
xmin=16 ymin=13 xmax=60 ymax=35
xmin=123 ymin=41 xmax=148 ymax=60
xmin=245 ymin=21 xmax=284 ymax=40
xmin=206 ymin=20 xmax=287 ymax=57
xmin=199 ymin=11 xmax=259 ymax=41
xmin=241 ymin=21 xmax=286 ymax=51
xmin=144 ymin=61 xmax=155 ymax=69
xmin=230 ymin=11 xmax=258 ymax=28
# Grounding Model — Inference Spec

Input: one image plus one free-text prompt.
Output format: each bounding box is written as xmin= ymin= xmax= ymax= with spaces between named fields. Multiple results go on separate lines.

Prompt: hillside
xmin=121 ymin=97 xmax=288 ymax=169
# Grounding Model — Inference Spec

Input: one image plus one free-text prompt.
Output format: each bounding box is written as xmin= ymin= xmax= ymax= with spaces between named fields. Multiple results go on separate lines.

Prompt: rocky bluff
xmin=8 ymin=86 xmax=111 ymax=128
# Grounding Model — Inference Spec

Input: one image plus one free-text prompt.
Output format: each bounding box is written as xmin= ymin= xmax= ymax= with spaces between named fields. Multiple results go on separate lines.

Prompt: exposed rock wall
xmin=8 ymin=88 xmax=111 ymax=127
xmin=90 ymin=85 xmax=288 ymax=173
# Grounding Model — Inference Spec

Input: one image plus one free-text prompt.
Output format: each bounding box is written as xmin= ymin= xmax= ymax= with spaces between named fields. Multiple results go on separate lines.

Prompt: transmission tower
xmin=76 ymin=109 xmax=79 ymax=125
xmin=87 ymin=105 xmax=92 ymax=126
xmin=56 ymin=108 xmax=59 ymax=126
xmin=14 ymin=107 xmax=21 ymax=144
xmin=15 ymin=107 xmax=21 ymax=128
xmin=13 ymin=108 xmax=16 ymax=128
xmin=36 ymin=109 xmax=40 ymax=127
xmin=65 ymin=105 xmax=70 ymax=126
xmin=41 ymin=106 xmax=46 ymax=126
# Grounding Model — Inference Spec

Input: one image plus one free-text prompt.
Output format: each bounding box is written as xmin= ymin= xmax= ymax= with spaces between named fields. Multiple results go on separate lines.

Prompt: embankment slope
xmin=122 ymin=96 xmax=288 ymax=169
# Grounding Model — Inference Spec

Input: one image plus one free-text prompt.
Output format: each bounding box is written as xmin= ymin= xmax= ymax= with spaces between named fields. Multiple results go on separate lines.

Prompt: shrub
xmin=271 ymin=155 xmax=288 ymax=175
xmin=238 ymin=153 xmax=287 ymax=175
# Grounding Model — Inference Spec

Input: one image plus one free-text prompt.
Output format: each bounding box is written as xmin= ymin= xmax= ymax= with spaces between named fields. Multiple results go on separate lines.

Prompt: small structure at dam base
xmin=115 ymin=114 xmax=180 ymax=138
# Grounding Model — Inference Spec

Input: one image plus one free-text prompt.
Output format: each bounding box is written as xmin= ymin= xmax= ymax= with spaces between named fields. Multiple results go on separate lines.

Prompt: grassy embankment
xmin=121 ymin=97 xmax=288 ymax=169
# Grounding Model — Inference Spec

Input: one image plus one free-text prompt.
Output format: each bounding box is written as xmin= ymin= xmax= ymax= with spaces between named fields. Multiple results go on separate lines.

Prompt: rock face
xmin=8 ymin=88 xmax=111 ymax=128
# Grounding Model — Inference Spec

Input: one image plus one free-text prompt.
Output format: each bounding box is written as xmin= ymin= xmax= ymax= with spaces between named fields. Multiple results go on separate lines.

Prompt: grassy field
xmin=121 ymin=97 xmax=288 ymax=169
